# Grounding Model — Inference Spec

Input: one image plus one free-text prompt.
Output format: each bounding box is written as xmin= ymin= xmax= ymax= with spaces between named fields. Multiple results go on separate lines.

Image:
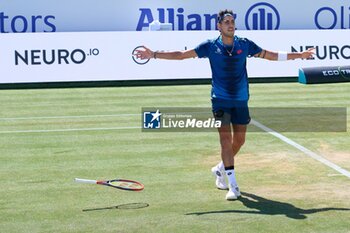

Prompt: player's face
xmin=218 ymin=16 xmax=235 ymax=38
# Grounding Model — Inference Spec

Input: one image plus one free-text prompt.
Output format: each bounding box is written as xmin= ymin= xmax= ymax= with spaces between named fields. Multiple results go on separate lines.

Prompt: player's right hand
xmin=134 ymin=46 xmax=153 ymax=60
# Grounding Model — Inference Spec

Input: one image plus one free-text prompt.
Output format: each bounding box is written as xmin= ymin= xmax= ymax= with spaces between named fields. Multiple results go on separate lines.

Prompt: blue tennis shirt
xmin=195 ymin=35 xmax=262 ymax=101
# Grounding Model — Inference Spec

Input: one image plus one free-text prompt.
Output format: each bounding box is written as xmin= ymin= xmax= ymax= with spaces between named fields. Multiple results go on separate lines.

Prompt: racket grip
xmin=74 ymin=178 xmax=97 ymax=184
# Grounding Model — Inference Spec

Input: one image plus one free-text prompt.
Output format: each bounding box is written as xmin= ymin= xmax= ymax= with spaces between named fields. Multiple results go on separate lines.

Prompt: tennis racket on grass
xmin=74 ymin=178 xmax=144 ymax=191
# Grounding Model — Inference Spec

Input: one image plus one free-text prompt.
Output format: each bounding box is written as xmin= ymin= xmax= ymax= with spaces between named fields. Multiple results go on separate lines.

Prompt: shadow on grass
xmin=186 ymin=192 xmax=350 ymax=219
xmin=83 ymin=202 xmax=149 ymax=212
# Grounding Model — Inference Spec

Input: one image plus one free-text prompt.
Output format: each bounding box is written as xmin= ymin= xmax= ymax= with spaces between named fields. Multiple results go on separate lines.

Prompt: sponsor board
xmin=0 ymin=29 xmax=349 ymax=83
xmin=299 ymin=65 xmax=350 ymax=84
xmin=1 ymin=1 xmax=350 ymax=32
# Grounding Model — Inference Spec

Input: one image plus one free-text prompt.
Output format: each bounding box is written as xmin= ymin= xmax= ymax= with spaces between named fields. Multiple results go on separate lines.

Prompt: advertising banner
xmin=0 ymin=29 xmax=349 ymax=83
xmin=299 ymin=66 xmax=350 ymax=84
xmin=0 ymin=1 xmax=349 ymax=33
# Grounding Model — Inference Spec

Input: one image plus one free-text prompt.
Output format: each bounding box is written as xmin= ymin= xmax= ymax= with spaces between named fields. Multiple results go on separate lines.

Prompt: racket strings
xmin=109 ymin=180 xmax=143 ymax=190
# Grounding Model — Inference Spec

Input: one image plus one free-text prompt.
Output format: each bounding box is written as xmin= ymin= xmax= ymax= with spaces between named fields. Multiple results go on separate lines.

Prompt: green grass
xmin=0 ymin=83 xmax=349 ymax=233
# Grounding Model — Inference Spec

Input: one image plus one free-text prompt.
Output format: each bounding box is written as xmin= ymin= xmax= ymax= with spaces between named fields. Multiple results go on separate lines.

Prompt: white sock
xmin=225 ymin=169 xmax=238 ymax=188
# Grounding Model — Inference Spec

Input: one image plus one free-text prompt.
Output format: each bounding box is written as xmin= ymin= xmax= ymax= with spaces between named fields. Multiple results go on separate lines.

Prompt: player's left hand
xmin=301 ymin=48 xmax=315 ymax=59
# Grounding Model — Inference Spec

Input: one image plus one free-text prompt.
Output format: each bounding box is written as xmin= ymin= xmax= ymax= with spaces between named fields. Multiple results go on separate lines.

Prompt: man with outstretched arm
xmin=135 ymin=9 xmax=314 ymax=200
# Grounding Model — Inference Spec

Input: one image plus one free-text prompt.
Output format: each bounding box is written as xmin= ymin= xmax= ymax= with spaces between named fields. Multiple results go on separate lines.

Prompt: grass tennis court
xmin=0 ymin=82 xmax=349 ymax=233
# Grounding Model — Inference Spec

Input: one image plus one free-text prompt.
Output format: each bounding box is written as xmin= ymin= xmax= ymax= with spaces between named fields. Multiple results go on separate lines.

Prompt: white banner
xmin=0 ymin=30 xmax=349 ymax=83
xmin=0 ymin=1 xmax=349 ymax=32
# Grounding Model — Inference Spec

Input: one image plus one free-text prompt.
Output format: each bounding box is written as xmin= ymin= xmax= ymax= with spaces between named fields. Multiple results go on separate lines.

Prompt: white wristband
xmin=278 ymin=51 xmax=288 ymax=61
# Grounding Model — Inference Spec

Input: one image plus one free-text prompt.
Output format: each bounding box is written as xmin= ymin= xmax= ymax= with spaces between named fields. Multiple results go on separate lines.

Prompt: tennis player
xmin=135 ymin=9 xmax=315 ymax=200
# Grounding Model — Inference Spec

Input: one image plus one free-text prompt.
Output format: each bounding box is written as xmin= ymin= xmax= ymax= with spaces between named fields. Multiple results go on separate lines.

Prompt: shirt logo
xmin=214 ymin=45 xmax=222 ymax=54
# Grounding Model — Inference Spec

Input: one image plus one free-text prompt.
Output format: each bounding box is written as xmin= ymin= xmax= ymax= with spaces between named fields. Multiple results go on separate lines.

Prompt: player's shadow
xmin=186 ymin=192 xmax=350 ymax=219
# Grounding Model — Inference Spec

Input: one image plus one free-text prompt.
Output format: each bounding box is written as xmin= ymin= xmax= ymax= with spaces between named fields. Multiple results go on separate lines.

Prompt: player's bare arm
xmin=135 ymin=46 xmax=197 ymax=60
xmin=254 ymin=48 xmax=315 ymax=60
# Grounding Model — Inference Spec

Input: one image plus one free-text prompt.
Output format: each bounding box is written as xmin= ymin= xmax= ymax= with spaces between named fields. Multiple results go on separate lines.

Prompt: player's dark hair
xmin=217 ymin=9 xmax=235 ymax=23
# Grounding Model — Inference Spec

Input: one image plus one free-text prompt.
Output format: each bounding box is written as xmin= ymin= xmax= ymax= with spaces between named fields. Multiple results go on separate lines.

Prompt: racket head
xmin=101 ymin=179 xmax=144 ymax=191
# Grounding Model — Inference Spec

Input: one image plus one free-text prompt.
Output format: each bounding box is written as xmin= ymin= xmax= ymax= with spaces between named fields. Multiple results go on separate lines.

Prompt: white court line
xmin=0 ymin=113 xmax=140 ymax=121
xmin=251 ymin=119 xmax=350 ymax=179
xmin=0 ymin=126 xmax=140 ymax=134
xmin=0 ymin=111 xmax=211 ymax=121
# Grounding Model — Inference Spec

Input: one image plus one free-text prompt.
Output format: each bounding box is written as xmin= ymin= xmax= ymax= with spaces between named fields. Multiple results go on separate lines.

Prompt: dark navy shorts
xmin=212 ymin=98 xmax=251 ymax=125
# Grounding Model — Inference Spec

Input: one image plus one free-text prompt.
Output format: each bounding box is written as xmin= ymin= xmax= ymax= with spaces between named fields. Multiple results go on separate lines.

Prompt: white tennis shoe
xmin=211 ymin=166 xmax=228 ymax=190
xmin=226 ymin=185 xmax=241 ymax=200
